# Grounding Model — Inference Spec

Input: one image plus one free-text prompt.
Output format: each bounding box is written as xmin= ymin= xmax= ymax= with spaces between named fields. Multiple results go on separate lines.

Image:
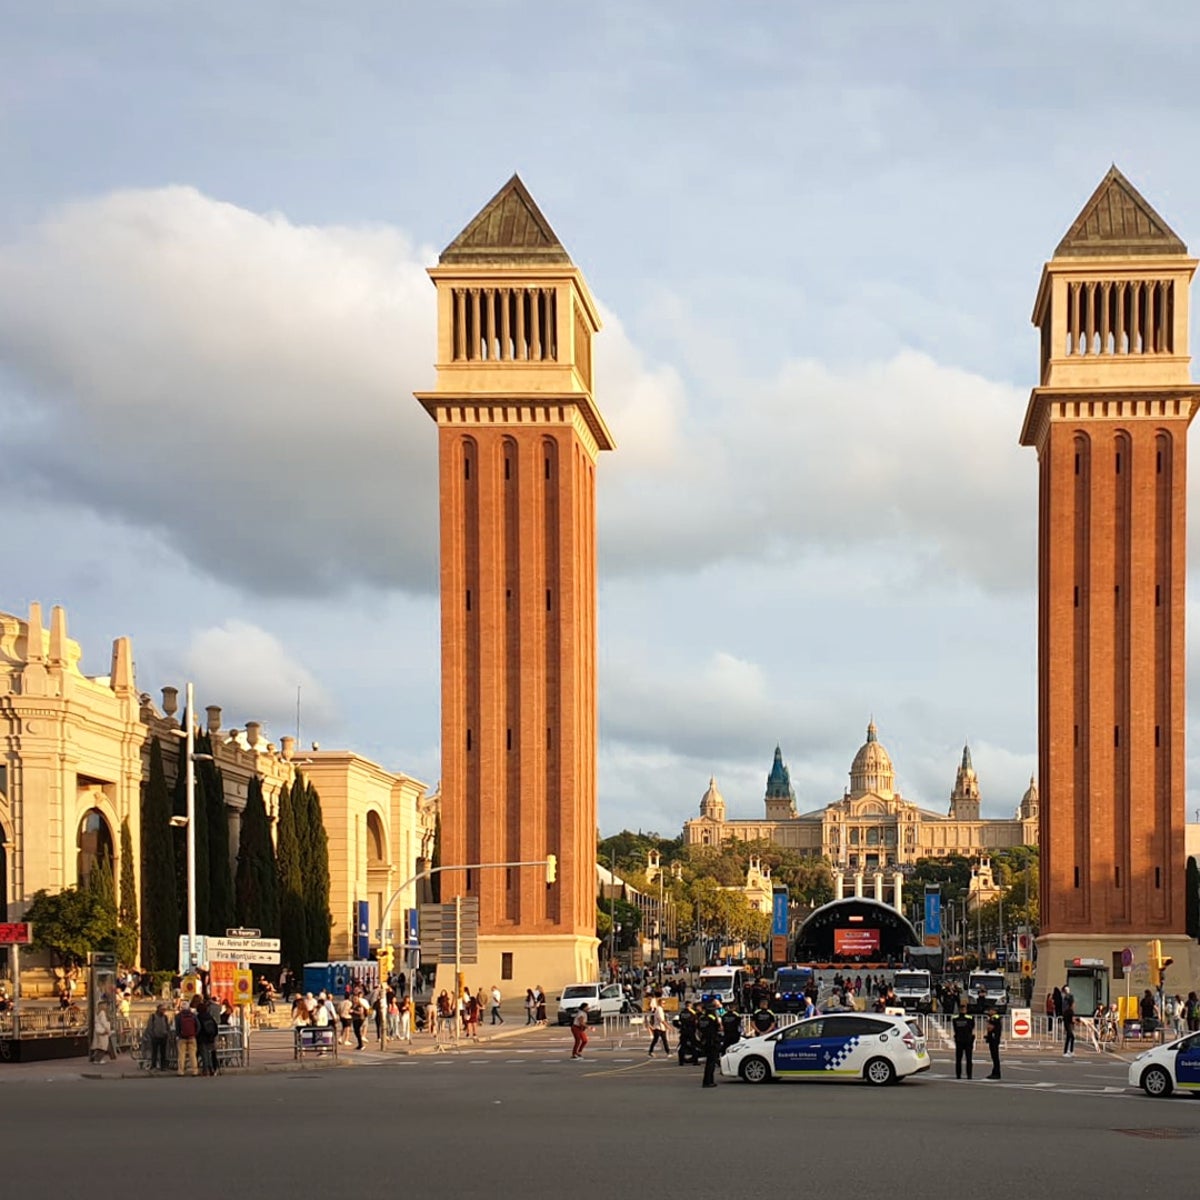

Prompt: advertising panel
xmin=772 ymin=888 xmax=789 ymax=938
xmin=834 ymin=927 xmax=880 ymax=956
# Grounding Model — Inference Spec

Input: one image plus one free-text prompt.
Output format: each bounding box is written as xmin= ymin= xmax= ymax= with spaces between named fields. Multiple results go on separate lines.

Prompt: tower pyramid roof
xmin=440 ymin=174 xmax=572 ymax=266
xmin=1055 ymin=166 xmax=1187 ymax=258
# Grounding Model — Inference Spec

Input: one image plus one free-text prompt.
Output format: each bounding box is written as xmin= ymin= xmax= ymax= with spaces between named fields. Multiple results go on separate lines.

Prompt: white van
xmin=555 ymin=982 xmax=631 ymax=1024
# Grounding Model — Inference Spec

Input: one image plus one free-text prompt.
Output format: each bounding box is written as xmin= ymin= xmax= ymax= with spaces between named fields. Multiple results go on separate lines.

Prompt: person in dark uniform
xmin=697 ymin=1000 xmax=722 ymax=1088
xmin=720 ymin=1003 xmax=742 ymax=1051
xmin=951 ymin=1004 xmax=976 ymax=1080
xmin=677 ymin=1001 xmax=699 ymax=1065
xmin=749 ymin=999 xmax=777 ymax=1035
xmin=984 ymin=1009 xmax=1002 ymax=1079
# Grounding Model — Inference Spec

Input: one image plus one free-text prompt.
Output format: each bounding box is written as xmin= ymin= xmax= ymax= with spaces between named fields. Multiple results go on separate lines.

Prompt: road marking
xmin=581 ymin=1058 xmax=657 ymax=1078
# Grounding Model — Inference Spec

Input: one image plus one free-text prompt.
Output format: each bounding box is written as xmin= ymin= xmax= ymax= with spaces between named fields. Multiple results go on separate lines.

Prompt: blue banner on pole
xmin=356 ymin=900 xmax=370 ymax=959
xmin=772 ymin=889 xmax=789 ymax=938
xmin=924 ymin=890 xmax=941 ymax=938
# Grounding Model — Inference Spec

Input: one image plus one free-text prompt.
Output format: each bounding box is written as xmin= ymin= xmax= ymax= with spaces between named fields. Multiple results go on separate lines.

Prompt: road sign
xmin=1010 ymin=1008 xmax=1032 ymax=1039
xmin=209 ymin=948 xmax=281 ymax=964
xmin=1021 ymin=960 xmax=1033 ymax=977
xmin=1121 ymin=946 xmax=1134 ymax=968
xmin=418 ymin=899 xmax=480 ymax=964
xmin=207 ymin=936 xmax=281 ymax=956
xmin=226 ymin=927 xmax=261 ymax=939
xmin=234 ymin=969 xmax=254 ymax=1005
xmin=179 ymin=934 xmax=209 ymax=970
xmin=0 ymin=922 xmax=33 ymax=945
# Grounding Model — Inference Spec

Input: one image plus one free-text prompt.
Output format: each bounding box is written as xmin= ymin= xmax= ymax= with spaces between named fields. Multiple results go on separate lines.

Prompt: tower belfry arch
xmin=1021 ymin=167 xmax=1200 ymax=994
xmin=416 ymin=175 xmax=614 ymax=990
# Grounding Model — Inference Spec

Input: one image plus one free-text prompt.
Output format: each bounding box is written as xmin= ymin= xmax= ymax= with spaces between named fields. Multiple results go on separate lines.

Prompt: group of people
xmin=950 ymin=1005 xmax=1004 ymax=1079
xmin=291 ymin=985 xmax=418 ymax=1047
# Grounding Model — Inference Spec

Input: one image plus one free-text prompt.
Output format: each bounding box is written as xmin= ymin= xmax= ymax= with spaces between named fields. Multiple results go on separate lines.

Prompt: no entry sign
xmin=1010 ymin=1008 xmax=1032 ymax=1038
xmin=0 ymin=922 xmax=32 ymax=945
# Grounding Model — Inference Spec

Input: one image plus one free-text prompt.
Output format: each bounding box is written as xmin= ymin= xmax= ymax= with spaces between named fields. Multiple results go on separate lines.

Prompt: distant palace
xmin=683 ymin=722 xmax=1038 ymax=869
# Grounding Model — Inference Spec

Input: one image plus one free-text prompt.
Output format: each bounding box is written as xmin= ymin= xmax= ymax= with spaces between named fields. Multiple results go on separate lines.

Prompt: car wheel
xmin=738 ymin=1055 xmax=771 ymax=1084
xmin=864 ymin=1057 xmax=896 ymax=1086
xmin=1141 ymin=1065 xmax=1173 ymax=1098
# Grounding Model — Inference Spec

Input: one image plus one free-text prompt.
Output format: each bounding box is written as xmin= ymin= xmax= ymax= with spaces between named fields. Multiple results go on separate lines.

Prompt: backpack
xmin=178 ymin=1010 xmax=198 ymax=1039
xmin=198 ymin=1011 xmax=219 ymax=1040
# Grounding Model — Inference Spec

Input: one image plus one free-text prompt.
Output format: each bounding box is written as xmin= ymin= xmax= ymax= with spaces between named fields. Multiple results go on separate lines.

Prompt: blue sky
xmin=5 ymin=1 xmax=1200 ymax=834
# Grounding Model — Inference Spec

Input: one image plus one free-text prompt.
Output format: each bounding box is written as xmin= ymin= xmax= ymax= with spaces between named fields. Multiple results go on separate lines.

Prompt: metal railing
xmin=0 ymin=1009 xmax=90 ymax=1040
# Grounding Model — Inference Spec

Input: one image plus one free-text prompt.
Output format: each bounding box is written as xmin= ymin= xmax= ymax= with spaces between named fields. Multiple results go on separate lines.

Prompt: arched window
xmin=77 ymin=808 xmax=114 ymax=888
xmin=366 ymin=811 xmax=386 ymax=867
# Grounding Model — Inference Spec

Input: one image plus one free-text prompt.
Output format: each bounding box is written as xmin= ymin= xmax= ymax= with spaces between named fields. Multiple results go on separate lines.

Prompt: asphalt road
xmin=4 ymin=1037 xmax=1199 ymax=1200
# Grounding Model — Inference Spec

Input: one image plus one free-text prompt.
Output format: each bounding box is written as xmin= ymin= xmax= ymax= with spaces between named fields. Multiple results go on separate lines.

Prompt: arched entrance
xmin=76 ymin=808 xmax=114 ymax=889
xmin=794 ymin=897 xmax=919 ymax=966
xmin=365 ymin=810 xmax=389 ymax=953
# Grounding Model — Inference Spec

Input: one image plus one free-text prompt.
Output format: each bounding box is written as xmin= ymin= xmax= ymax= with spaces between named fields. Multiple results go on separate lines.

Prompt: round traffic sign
xmin=1121 ymin=946 xmax=1133 ymax=968
xmin=1012 ymin=1015 xmax=1031 ymax=1038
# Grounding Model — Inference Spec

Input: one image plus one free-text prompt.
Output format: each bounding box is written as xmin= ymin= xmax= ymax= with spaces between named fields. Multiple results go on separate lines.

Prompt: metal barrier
xmin=131 ymin=1022 xmax=248 ymax=1071
xmin=0 ymin=1009 xmax=89 ymax=1039
xmin=293 ymin=1025 xmax=337 ymax=1062
xmin=603 ymin=1012 xmax=646 ymax=1046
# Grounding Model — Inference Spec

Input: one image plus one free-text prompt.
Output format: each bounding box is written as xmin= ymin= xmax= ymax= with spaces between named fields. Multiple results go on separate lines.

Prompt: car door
xmin=1174 ymin=1033 xmax=1200 ymax=1091
xmin=599 ymin=984 xmax=623 ymax=1015
xmin=773 ymin=1018 xmax=826 ymax=1075
xmin=817 ymin=1016 xmax=876 ymax=1076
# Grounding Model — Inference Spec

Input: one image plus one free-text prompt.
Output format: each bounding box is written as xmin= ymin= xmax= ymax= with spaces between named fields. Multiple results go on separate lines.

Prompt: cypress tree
xmin=116 ymin=816 xmax=139 ymax=968
xmin=141 ymin=737 xmax=178 ymax=970
xmin=302 ymin=778 xmax=332 ymax=962
xmin=276 ymin=780 xmax=308 ymax=974
xmin=235 ymin=775 xmax=279 ymax=937
xmin=170 ymin=718 xmax=210 ymax=936
xmin=1187 ymin=856 xmax=1200 ymax=941
xmin=199 ymin=733 xmax=234 ymax=933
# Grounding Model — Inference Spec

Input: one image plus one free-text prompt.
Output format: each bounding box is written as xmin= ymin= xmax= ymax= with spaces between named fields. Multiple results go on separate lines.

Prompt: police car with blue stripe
xmin=721 ymin=1011 xmax=930 ymax=1086
xmin=1127 ymin=1030 xmax=1200 ymax=1098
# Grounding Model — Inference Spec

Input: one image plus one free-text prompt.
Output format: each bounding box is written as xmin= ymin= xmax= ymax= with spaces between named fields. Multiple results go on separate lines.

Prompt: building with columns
xmin=415 ymin=175 xmax=614 ymax=991
xmin=1021 ymin=167 xmax=1200 ymax=991
xmin=684 ymin=722 xmax=1038 ymax=867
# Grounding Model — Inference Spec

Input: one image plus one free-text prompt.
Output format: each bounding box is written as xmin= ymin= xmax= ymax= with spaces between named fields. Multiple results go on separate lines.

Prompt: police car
xmin=720 ymin=1011 xmax=930 ymax=1086
xmin=1127 ymin=1030 xmax=1200 ymax=1097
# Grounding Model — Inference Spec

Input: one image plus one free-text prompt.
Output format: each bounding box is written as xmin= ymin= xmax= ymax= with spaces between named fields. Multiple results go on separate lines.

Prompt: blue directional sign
xmin=772 ymin=888 xmax=789 ymax=938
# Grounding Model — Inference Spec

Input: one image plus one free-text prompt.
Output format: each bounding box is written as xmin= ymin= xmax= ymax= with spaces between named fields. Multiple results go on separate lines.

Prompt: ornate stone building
xmin=683 ymin=722 xmax=1038 ymax=867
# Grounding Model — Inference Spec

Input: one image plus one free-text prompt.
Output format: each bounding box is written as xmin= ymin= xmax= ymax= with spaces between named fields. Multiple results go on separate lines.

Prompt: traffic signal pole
xmin=376 ymin=855 xmax=557 ymax=1051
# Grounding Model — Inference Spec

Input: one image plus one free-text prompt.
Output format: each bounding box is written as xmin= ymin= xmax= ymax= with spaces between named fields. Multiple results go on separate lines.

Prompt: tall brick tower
xmin=1021 ymin=168 xmax=1199 ymax=990
xmin=416 ymin=176 xmax=614 ymax=990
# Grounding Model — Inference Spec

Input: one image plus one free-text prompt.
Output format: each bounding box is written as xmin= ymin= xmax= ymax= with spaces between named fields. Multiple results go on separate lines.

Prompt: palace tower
xmin=1021 ymin=168 xmax=1199 ymax=982
xmin=416 ymin=176 xmax=614 ymax=988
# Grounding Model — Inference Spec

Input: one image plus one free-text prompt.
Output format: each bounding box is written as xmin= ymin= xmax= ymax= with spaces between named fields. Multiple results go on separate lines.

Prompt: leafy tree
xmin=1186 ymin=856 xmax=1199 ymax=941
xmin=116 ymin=817 xmax=139 ymax=968
xmin=140 ymin=737 xmax=178 ymax=970
xmin=301 ymin=777 xmax=332 ymax=962
xmin=235 ymin=775 xmax=280 ymax=937
xmin=276 ymin=780 xmax=308 ymax=974
xmin=26 ymin=885 xmax=116 ymax=967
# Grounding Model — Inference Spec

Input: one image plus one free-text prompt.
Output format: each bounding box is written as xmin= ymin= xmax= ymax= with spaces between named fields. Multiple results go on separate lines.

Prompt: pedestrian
xmin=570 ymin=1003 xmax=590 ymax=1058
xmin=534 ymin=985 xmax=547 ymax=1026
xmin=749 ymin=998 xmax=777 ymax=1035
xmin=720 ymin=1002 xmax=742 ymax=1051
xmin=525 ymin=987 xmax=536 ymax=1025
xmin=464 ymin=989 xmax=481 ymax=1040
xmin=398 ymin=993 xmax=413 ymax=1043
xmin=351 ymin=992 xmax=369 ymax=1049
xmin=951 ymin=1003 xmax=975 ymax=1080
xmin=1139 ymin=988 xmax=1159 ymax=1035
xmin=646 ymin=997 xmax=670 ymax=1057
xmin=436 ymin=989 xmax=455 ymax=1042
xmin=175 ymin=999 xmax=200 ymax=1077
xmin=198 ymin=997 xmax=221 ymax=1075
xmin=490 ymin=984 xmax=504 ymax=1025
xmin=146 ymin=1002 xmax=171 ymax=1072
xmin=338 ymin=995 xmax=353 ymax=1045
xmin=387 ymin=990 xmax=400 ymax=1038
xmin=984 ymin=1009 xmax=1002 ymax=1079
xmin=90 ymin=1000 xmax=116 ymax=1063
xmin=1186 ymin=991 xmax=1200 ymax=1034
xmin=677 ymin=1001 xmax=699 ymax=1065
xmin=1062 ymin=993 xmax=1076 ymax=1057
xmin=697 ymin=999 xmax=722 ymax=1088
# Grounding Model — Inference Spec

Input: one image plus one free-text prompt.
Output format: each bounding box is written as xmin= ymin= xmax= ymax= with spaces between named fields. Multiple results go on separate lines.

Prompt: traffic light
xmin=545 ymin=853 xmax=557 ymax=884
xmin=1148 ymin=938 xmax=1174 ymax=988
xmin=378 ymin=945 xmax=394 ymax=974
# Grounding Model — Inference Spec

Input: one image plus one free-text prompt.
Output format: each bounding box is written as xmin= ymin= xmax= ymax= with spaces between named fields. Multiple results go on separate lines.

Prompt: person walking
xmin=534 ymin=985 xmax=547 ymax=1026
xmin=90 ymin=1000 xmax=116 ymax=1064
xmin=351 ymin=992 xmax=369 ymax=1049
xmin=646 ymin=997 xmax=670 ymax=1057
xmin=146 ymin=1003 xmax=171 ymax=1072
xmin=524 ymin=987 xmax=536 ymax=1025
xmin=1186 ymin=991 xmax=1200 ymax=1034
xmin=984 ymin=1009 xmax=1002 ymax=1079
xmin=490 ymin=984 xmax=504 ymax=1025
xmin=1062 ymin=993 xmax=1076 ymax=1057
xmin=398 ymin=993 xmax=413 ymax=1043
xmin=951 ymin=1004 xmax=976 ymax=1080
xmin=697 ymin=999 xmax=723 ymax=1088
xmin=570 ymin=1004 xmax=590 ymax=1058
xmin=175 ymin=999 xmax=200 ymax=1077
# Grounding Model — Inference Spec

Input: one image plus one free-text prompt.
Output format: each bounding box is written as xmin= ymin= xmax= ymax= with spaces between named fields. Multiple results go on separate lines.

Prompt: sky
xmin=5 ymin=1 xmax=1200 ymax=837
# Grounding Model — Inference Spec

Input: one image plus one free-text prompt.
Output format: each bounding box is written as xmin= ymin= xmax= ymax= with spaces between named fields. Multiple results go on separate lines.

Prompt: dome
xmin=1020 ymin=775 xmax=1039 ymax=819
xmin=700 ymin=776 xmax=726 ymax=819
xmin=849 ymin=720 xmax=895 ymax=799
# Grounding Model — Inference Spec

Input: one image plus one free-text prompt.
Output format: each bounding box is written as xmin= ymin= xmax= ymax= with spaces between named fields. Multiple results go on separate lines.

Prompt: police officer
xmin=676 ymin=1001 xmax=699 ymax=1066
xmin=696 ymin=998 xmax=722 ymax=1088
xmin=720 ymin=1001 xmax=742 ymax=1051
xmin=951 ymin=1003 xmax=976 ymax=1080
xmin=749 ymin=998 xmax=777 ymax=1035
xmin=984 ymin=1009 xmax=1002 ymax=1079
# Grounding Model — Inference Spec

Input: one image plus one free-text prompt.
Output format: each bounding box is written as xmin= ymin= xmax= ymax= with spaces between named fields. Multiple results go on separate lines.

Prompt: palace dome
xmin=849 ymin=720 xmax=895 ymax=799
xmin=699 ymin=776 xmax=726 ymax=820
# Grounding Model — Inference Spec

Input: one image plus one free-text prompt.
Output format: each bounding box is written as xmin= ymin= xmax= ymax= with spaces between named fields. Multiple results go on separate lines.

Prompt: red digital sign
xmin=0 ymin=922 xmax=33 ymax=946
xmin=834 ymin=927 xmax=880 ymax=956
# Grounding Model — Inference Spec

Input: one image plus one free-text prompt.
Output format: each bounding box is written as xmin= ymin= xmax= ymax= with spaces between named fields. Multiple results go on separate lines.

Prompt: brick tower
xmin=1021 ymin=168 xmax=1199 ymax=990
xmin=416 ymin=176 xmax=614 ymax=990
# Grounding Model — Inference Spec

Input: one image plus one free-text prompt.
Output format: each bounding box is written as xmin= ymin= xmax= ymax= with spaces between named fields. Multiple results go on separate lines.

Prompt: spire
xmin=961 ymin=743 xmax=973 ymax=771
xmin=25 ymin=601 xmax=44 ymax=662
xmin=866 ymin=719 xmax=877 ymax=743
xmin=440 ymin=174 xmax=572 ymax=266
xmin=48 ymin=605 xmax=68 ymax=667
xmin=110 ymin=635 xmax=134 ymax=695
xmin=1055 ymin=166 xmax=1187 ymax=258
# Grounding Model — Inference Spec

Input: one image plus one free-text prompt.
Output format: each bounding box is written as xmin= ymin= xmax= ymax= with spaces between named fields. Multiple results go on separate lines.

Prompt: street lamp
xmin=598 ymin=853 xmax=618 ymax=981
xmin=169 ymin=682 xmax=213 ymax=977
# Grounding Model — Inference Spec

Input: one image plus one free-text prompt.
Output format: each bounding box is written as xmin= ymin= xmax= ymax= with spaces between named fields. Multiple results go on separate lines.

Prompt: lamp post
xmin=598 ymin=854 xmax=618 ymax=982
xmin=169 ymin=682 xmax=212 ymax=977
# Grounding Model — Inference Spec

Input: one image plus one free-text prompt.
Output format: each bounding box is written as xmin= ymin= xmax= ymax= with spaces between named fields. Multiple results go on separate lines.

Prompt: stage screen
xmin=834 ymin=927 xmax=880 ymax=956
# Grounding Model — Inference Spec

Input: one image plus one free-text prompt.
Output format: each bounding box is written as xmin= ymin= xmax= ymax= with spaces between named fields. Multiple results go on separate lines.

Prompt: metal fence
xmin=0 ymin=1009 xmax=90 ymax=1040
xmin=914 ymin=1011 xmax=1128 ymax=1053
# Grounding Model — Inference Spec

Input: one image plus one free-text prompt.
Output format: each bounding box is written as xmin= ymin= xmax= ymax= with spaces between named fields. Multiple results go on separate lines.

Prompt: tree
xmin=301 ymin=776 xmax=332 ymax=962
xmin=26 ymin=886 xmax=115 ymax=968
xmin=1187 ymin=856 xmax=1200 ymax=941
xmin=199 ymin=733 xmax=234 ymax=934
xmin=235 ymin=775 xmax=280 ymax=937
xmin=116 ymin=817 xmax=139 ymax=968
xmin=171 ymin=725 xmax=211 ymax=936
xmin=276 ymin=780 xmax=308 ymax=974
xmin=140 ymin=737 xmax=178 ymax=970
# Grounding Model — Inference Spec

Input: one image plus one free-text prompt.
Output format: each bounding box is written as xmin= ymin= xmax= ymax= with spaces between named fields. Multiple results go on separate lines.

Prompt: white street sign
xmin=209 ymin=949 xmax=281 ymax=964
xmin=207 ymin=936 xmax=281 ymax=955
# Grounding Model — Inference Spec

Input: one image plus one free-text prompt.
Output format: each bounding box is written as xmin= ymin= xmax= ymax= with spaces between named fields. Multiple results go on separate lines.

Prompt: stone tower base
xmin=1033 ymin=933 xmax=1199 ymax=1013
xmin=434 ymin=934 xmax=601 ymax=1002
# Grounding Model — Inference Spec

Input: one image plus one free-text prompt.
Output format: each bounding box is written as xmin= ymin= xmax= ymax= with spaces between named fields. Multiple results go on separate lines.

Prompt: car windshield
xmin=893 ymin=974 xmax=929 ymax=991
xmin=561 ymin=986 xmax=595 ymax=1000
xmin=968 ymin=975 xmax=1002 ymax=992
xmin=702 ymin=973 xmax=734 ymax=992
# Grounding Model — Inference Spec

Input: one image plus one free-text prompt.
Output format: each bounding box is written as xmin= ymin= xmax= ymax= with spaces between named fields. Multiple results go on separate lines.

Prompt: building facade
xmin=683 ymin=722 xmax=1038 ymax=867
xmin=1020 ymin=167 xmax=1200 ymax=989
xmin=416 ymin=176 xmax=614 ymax=991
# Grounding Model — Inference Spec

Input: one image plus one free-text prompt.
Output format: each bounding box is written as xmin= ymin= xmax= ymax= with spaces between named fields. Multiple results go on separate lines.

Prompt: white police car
xmin=721 ymin=1011 xmax=930 ymax=1086
xmin=1127 ymin=1030 xmax=1200 ymax=1097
